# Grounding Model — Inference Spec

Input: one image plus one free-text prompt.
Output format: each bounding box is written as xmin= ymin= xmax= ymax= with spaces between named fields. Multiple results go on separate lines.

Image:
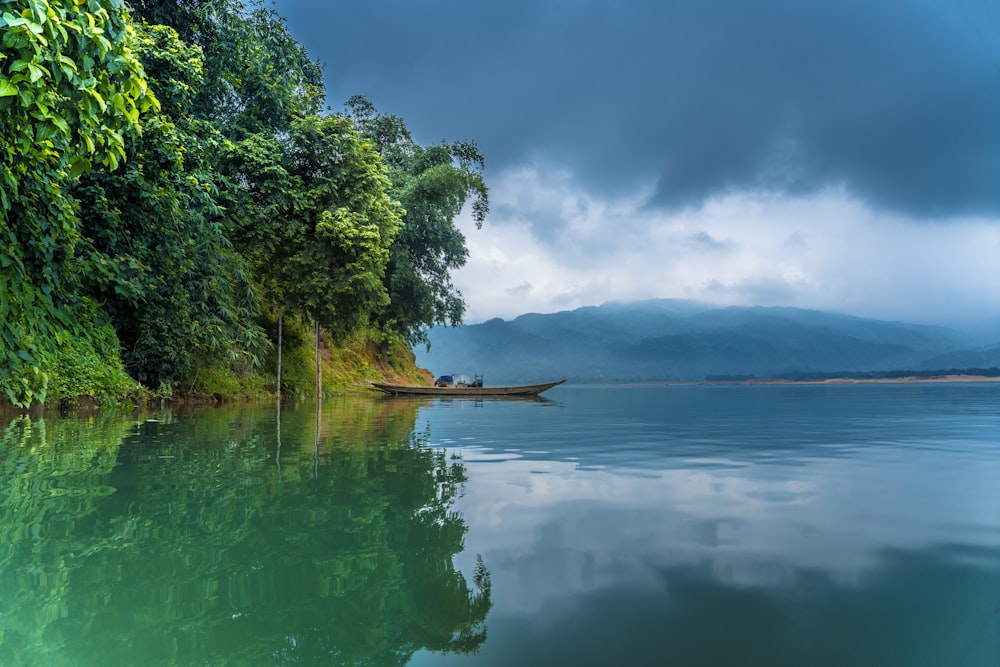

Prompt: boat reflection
xmin=377 ymin=393 xmax=559 ymax=407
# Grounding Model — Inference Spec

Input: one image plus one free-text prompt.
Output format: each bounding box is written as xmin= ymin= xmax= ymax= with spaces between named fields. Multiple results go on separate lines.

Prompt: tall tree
xmin=225 ymin=114 xmax=402 ymax=342
xmin=0 ymin=0 xmax=155 ymax=405
xmin=129 ymin=0 xmax=337 ymax=394
xmin=344 ymin=96 xmax=489 ymax=348
xmin=73 ymin=22 xmax=269 ymax=387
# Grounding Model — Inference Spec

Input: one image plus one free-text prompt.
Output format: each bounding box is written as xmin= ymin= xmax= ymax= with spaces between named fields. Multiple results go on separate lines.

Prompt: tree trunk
xmin=276 ymin=305 xmax=283 ymax=400
xmin=315 ymin=319 xmax=322 ymax=397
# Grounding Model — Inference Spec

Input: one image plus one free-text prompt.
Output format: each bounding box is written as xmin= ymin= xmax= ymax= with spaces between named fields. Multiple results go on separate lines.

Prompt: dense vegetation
xmin=1 ymin=0 xmax=486 ymax=407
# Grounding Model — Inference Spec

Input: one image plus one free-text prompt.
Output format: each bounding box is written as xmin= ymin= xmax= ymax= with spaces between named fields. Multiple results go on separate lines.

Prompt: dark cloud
xmin=273 ymin=0 xmax=1000 ymax=219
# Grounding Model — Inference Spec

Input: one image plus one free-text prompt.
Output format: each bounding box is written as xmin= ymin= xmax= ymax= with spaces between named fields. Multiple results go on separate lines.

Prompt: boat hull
xmin=371 ymin=379 xmax=566 ymax=397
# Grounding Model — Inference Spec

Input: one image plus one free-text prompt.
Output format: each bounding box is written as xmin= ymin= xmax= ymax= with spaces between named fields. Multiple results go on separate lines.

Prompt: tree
xmin=72 ymin=22 xmax=269 ymax=387
xmin=66 ymin=0 xmax=326 ymax=391
xmin=128 ymin=0 xmax=324 ymax=138
xmin=0 ymin=0 xmax=155 ymax=405
xmin=226 ymin=114 xmax=403 ymax=342
xmin=130 ymin=0 xmax=351 ymax=396
xmin=344 ymin=96 xmax=489 ymax=348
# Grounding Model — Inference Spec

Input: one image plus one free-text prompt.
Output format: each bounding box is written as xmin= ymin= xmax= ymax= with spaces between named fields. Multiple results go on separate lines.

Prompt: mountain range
xmin=414 ymin=300 xmax=1000 ymax=384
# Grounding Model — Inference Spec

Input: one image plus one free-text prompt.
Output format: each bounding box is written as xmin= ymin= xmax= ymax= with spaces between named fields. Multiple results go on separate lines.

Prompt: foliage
xmin=129 ymin=2 xmax=405 ymax=392
xmin=345 ymin=96 xmax=489 ymax=348
xmin=43 ymin=301 xmax=143 ymax=408
xmin=255 ymin=304 xmax=314 ymax=394
xmin=72 ymin=22 xmax=269 ymax=387
xmin=225 ymin=114 xmax=402 ymax=339
xmin=128 ymin=0 xmax=324 ymax=138
xmin=1 ymin=0 xmax=476 ymax=405
xmin=254 ymin=306 xmax=427 ymax=397
xmin=181 ymin=357 xmax=268 ymax=399
xmin=0 ymin=0 xmax=155 ymax=406
xmin=323 ymin=327 xmax=429 ymax=391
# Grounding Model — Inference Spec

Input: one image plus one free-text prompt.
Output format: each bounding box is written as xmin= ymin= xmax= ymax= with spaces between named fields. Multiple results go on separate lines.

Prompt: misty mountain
xmin=415 ymin=300 xmax=1000 ymax=383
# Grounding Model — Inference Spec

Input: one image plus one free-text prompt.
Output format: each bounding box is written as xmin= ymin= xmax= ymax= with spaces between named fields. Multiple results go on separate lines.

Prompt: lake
xmin=1 ymin=384 xmax=998 ymax=666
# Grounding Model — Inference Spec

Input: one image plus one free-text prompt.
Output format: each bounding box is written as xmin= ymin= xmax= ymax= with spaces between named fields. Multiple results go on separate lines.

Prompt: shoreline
xmin=569 ymin=374 xmax=1000 ymax=387
xmin=740 ymin=374 xmax=1000 ymax=385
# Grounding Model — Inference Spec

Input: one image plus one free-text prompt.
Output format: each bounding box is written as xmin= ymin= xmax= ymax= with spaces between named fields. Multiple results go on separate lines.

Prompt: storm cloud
xmin=276 ymin=0 xmax=999 ymax=218
xmin=271 ymin=0 xmax=1000 ymax=328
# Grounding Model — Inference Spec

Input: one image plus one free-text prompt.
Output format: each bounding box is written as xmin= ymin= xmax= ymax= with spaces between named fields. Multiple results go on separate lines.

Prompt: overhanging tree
xmin=280 ymin=116 xmax=402 ymax=335
xmin=132 ymin=0 xmax=345 ymax=395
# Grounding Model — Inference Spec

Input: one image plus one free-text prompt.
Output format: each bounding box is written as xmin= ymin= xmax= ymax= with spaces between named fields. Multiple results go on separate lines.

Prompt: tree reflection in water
xmin=0 ymin=398 xmax=491 ymax=666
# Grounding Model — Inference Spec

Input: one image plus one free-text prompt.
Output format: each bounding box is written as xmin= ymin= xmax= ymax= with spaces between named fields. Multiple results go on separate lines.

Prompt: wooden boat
xmin=370 ymin=379 xmax=566 ymax=397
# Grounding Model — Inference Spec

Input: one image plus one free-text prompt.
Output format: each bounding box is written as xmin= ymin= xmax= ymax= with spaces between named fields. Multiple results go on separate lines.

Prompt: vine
xmin=0 ymin=0 xmax=155 ymax=406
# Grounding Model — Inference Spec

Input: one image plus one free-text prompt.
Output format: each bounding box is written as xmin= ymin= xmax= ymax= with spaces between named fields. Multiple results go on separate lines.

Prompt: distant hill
xmin=415 ymin=300 xmax=1000 ymax=384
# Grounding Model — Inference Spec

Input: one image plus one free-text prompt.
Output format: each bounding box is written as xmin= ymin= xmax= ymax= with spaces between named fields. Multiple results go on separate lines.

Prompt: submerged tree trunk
xmin=314 ymin=394 xmax=321 ymax=480
xmin=275 ymin=396 xmax=282 ymax=489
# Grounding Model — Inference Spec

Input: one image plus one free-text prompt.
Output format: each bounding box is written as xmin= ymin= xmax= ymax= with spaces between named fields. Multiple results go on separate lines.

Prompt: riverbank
xmin=742 ymin=374 xmax=1000 ymax=385
xmin=564 ymin=372 xmax=1000 ymax=388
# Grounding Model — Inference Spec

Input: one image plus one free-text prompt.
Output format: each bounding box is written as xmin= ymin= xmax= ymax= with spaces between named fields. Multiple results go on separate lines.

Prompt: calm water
xmin=1 ymin=384 xmax=998 ymax=666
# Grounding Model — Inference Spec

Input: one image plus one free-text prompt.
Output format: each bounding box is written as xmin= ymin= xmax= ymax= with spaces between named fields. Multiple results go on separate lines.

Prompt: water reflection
xmin=0 ymin=399 xmax=491 ymax=667
xmin=407 ymin=384 xmax=1000 ymax=667
xmin=3 ymin=384 xmax=999 ymax=666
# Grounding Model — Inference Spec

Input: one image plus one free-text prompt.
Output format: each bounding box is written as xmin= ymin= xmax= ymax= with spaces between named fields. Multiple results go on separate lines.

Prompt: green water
xmin=2 ymin=384 xmax=999 ymax=666
xmin=0 ymin=398 xmax=488 ymax=666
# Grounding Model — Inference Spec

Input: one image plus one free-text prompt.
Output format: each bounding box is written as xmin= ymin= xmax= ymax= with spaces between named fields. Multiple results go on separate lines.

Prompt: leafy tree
xmin=345 ymin=96 xmax=489 ymax=348
xmin=1 ymin=0 xmax=478 ymax=403
xmin=73 ymin=22 xmax=269 ymax=387
xmin=226 ymin=114 xmax=402 ymax=341
xmin=0 ymin=0 xmax=155 ymax=405
xmin=128 ymin=0 xmax=324 ymax=138
xmin=129 ymin=0 xmax=356 ymax=395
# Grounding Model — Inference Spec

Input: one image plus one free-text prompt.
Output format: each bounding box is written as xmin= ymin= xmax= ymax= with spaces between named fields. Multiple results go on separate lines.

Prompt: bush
xmin=44 ymin=305 xmax=144 ymax=409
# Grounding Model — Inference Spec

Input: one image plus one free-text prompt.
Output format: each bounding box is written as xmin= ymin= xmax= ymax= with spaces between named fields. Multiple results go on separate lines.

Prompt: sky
xmin=270 ymin=0 xmax=1000 ymax=330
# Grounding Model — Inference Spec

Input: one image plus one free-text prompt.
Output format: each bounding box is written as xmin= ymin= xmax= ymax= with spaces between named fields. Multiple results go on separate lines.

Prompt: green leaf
xmin=0 ymin=79 xmax=17 ymax=97
xmin=1 ymin=12 xmax=27 ymax=28
xmin=27 ymin=63 xmax=45 ymax=83
xmin=85 ymin=86 xmax=105 ymax=109
xmin=50 ymin=113 xmax=69 ymax=134
xmin=35 ymin=120 xmax=55 ymax=142
xmin=68 ymin=156 xmax=90 ymax=178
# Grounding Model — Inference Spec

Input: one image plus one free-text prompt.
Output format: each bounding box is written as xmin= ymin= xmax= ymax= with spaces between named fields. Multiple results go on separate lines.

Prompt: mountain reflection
xmin=0 ymin=399 xmax=491 ymax=667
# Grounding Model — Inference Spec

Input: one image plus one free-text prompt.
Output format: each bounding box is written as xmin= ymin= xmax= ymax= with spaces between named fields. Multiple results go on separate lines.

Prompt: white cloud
xmin=455 ymin=167 xmax=1000 ymax=326
xmin=446 ymin=439 xmax=1000 ymax=611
